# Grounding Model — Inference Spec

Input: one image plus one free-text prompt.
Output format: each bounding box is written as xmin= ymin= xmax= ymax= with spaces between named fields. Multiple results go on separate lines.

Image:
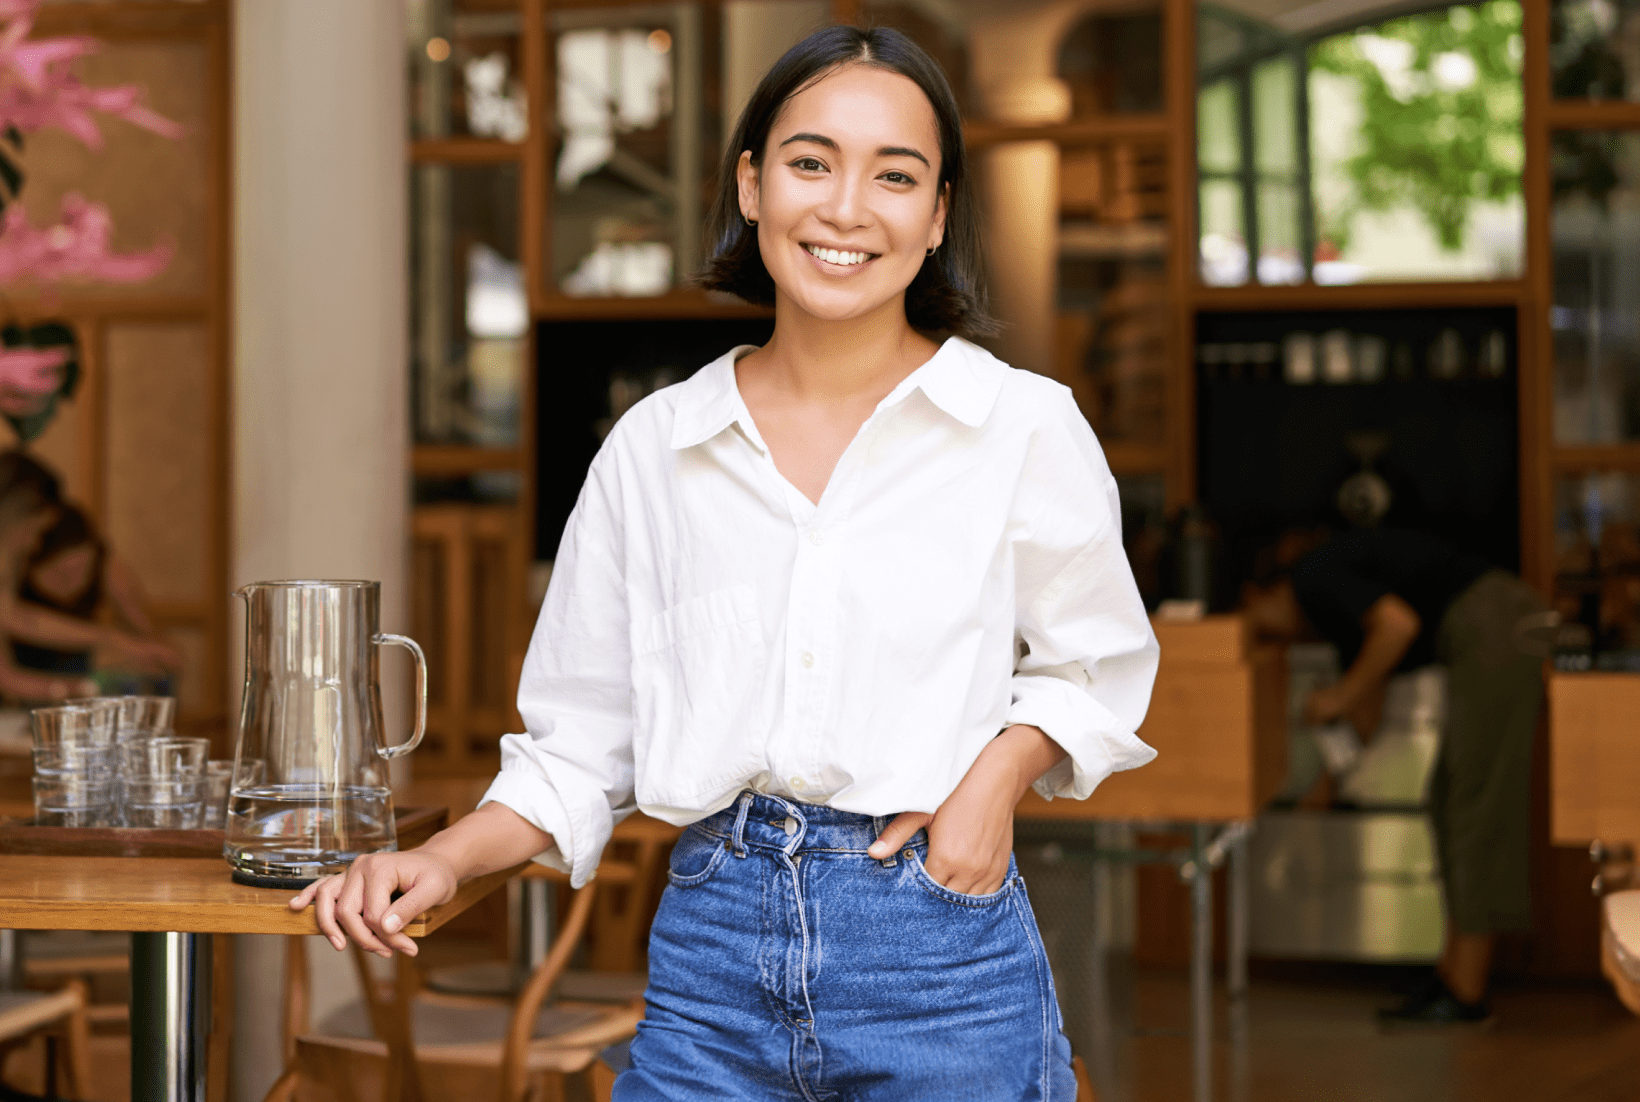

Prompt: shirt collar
xmin=668 ymin=336 xmax=1004 ymax=451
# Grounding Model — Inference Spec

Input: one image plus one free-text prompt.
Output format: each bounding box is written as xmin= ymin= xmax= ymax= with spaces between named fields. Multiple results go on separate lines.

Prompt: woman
xmin=12 ymin=504 xmax=177 ymax=687
xmin=296 ymin=26 xmax=1158 ymax=1099
xmin=0 ymin=453 xmax=179 ymax=702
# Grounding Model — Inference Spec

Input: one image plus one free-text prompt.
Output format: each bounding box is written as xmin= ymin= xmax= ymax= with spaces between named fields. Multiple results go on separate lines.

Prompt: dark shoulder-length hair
xmin=697 ymin=24 xmax=996 ymax=338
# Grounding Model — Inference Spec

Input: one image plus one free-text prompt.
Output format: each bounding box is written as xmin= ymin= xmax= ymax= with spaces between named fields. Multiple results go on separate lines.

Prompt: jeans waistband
xmin=693 ymin=791 xmax=921 ymax=856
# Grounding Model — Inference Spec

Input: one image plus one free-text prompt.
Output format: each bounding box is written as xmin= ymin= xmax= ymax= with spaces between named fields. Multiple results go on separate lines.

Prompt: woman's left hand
xmin=868 ymin=724 xmax=1066 ymax=896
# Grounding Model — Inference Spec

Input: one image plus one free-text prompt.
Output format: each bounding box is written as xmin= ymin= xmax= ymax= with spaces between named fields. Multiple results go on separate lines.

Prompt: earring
xmin=745 ymin=215 xmax=757 ymax=226
xmin=926 ymin=246 xmax=937 ymax=257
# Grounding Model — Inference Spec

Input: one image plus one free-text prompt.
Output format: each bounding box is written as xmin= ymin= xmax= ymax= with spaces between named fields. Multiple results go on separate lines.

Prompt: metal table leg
xmin=517 ymin=876 xmax=554 ymax=975
xmin=130 ymin=931 xmax=210 ymax=1102
xmin=1228 ymin=827 xmax=1249 ymax=1003
xmin=1087 ymin=843 xmax=1115 ymax=1099
xmin=0 ymin=928 xmax=17 ymax=991
xmin=1190 ymin=822 xmax=1213 ymax=1102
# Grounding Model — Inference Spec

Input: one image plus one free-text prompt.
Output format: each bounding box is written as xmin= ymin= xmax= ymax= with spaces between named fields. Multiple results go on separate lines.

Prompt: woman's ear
xmin=927 ymin=182 xmax=948 ymax=252
xmin=735 ymin=149 xmax=760 ymax=225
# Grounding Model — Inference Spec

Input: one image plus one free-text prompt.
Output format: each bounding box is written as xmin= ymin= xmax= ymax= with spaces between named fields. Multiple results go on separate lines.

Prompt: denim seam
xmin=1012 ymin=887 xmax=1055 ymax=1101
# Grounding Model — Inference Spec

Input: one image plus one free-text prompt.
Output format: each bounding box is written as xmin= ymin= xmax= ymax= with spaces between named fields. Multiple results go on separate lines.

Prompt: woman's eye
xmin=881 ymin=171 xmax=915 ymax=185
xmin=791 ymin=157 xmax=825 ymax=172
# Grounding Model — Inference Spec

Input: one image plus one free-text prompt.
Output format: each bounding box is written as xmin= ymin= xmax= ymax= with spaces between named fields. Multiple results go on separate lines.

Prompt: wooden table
xmin=0 ymin=836 xmax=523 ymax=1102
xmin=1015 ymin=613 xmax=1287 ymax=1102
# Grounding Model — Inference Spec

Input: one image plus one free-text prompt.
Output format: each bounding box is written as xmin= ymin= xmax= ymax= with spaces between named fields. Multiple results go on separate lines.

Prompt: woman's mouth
xmin=804 ymin=243 xmax=877 ymax=268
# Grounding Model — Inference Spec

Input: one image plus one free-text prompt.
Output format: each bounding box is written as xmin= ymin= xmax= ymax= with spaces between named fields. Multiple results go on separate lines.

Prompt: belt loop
xmin=730 ymin=791 xmax=752 ymax=857
xmin=872 ymin=814 xmax=896 ymax=868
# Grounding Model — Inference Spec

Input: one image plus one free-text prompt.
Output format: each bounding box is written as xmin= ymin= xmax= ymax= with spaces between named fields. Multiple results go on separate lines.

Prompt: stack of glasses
xmin=119 ymin=735 xmax=209 ymax=828
xmin=31 ymin=701 xmax=120 ymax=826
xmin=69 ymin=694 xmax=176 ymax=826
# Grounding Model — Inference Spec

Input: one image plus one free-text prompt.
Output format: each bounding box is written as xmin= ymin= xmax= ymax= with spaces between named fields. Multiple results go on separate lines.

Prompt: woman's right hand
xmin=288 ymin=849 xmax=459 ymax=958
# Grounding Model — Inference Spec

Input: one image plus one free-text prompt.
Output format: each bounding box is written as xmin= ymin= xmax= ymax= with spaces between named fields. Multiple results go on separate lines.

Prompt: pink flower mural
xmin=0 ymin=0 xmax=181 ymax=438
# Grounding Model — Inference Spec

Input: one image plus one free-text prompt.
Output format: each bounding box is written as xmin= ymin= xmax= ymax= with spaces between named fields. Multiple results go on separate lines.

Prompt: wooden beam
xmin=1163 ymin=0 xmax=1198 ymax=510
xmin=1551 ymin=444 xmax=1640 ymax=472
xmin=1543 ymin=99 xmax=1640 ymax=131
xmin=533 ymin=289 xmax=774 ymax=321
xmin=412 ymin=446 xmax=526 ymax=476
xmin=963 ymin=114 xmax=1170 ymax=148
xmin=1522 ymin=0 xmax=1555 ymax=597
xmin=409 ymin=138 xmax=525 ymax=165
xmin=1192 ymin=279 xmax=1527 ymax=312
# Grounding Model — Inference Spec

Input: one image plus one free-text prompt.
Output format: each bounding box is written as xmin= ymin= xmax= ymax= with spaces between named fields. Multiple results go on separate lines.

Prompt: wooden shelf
xmin=1103 ymin=441 xmax=1169 ymax=476
xmin=1544 ymin=99 xmax=1640 ymax=131
xmin=1192 ymin=279 xmax=1527 ymax=312
xmin=1552 ymin=444 xmax=1640 ymax=473
xmin=963 ymin=113 xmax=1169 ymax=148
xmin=410 ymin=138 xmax=524 ymax=165
xmin=533 ymin=290 xmax=773 ymax=322
xmin=412 ymin=446 xmax=525 ymax=476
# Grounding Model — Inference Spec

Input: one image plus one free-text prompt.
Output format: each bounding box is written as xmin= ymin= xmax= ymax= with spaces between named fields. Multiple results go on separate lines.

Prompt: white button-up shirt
xmin=482 ymin=336 xmax=1159 ymax=886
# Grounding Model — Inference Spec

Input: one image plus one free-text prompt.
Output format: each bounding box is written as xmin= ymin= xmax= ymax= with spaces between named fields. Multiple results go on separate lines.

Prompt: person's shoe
xmin=1376 ymin=974 xmax=1493 ymax=1030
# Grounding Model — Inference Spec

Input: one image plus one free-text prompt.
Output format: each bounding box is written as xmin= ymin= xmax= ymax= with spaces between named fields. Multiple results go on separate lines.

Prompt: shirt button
xmin=790 ymin=777 xmax=806 ymax=790
xmin=809 ymin=529 xmax=825 ymax=545
xmin=801 ymin=652 xmax=815 ymax=668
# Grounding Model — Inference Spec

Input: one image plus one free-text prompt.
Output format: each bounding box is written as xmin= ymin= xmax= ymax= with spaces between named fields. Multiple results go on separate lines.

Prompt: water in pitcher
xmin=225 ymin=784 xmax=396 ymax=881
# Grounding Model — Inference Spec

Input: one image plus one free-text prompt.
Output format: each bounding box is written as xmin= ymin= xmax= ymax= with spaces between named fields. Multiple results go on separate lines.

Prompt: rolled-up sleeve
xmin=1007 ymin=388 xmax=1159 ymax=801
xmin=478 ymin=456 xmax=634 ymax=887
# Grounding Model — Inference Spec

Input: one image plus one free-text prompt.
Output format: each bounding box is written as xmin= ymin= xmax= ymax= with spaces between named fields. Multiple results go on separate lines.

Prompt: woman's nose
xmin=816 ymin=174 xmax=869 ymax=230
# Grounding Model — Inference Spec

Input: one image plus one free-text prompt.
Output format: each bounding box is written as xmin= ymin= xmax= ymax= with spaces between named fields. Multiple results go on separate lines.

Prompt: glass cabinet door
xmin=1197 ymin=1 xmax=1524 ymax=286
xmin=408 ymin=0 xmax=527 ymax=142
xmin=549 ymin=3 xmax=717 ymax=298
xmin=1551 ymin=130 xmax=1640 ymax=444
xmin=411 ymin=162 xmax=526 ymax=447
xmin=1551 ymin=0 xmax=1640 ymax=100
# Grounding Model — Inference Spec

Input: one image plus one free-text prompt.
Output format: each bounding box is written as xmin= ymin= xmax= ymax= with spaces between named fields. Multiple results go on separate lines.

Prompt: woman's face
xmin=737 ymin=63 xmax=946 ymax=326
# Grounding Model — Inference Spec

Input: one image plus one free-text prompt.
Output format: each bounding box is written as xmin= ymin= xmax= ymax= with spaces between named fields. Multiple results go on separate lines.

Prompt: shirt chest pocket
xmin=631 ymin=584 xmax=766 ymax=778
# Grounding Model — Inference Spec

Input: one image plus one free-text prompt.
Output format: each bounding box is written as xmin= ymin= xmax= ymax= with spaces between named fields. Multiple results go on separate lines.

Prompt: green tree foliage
xmin=1310 ymin=1 xmax=1523 ymax=251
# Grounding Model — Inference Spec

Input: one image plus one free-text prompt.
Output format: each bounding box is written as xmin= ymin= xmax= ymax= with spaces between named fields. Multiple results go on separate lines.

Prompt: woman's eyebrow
xmin=778 ymin=131 xmax=931 ymax=168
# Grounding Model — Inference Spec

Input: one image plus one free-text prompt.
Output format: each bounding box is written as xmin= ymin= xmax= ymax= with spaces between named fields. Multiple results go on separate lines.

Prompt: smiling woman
xmin=296 ymin=23 xmax=1157 ymax=1102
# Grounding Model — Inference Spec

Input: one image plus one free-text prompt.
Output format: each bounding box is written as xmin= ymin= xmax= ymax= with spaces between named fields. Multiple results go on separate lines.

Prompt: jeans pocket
xmin=906 ymin=849 xmax=1018 ymax=908
xmin=666 ymin=827 xmax=730 ymax=888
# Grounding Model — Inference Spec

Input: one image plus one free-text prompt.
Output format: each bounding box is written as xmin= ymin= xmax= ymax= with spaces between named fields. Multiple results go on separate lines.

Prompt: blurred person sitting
xmin=0 ymin=450 xmax=177 ymax=702
xmin=1243 ymin=527 xmax=1543 ymax=1028
xmin=13 ymin=503 xmax=177 ymax=688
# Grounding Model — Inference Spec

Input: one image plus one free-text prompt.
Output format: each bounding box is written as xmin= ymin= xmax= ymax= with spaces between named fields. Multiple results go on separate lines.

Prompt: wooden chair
xmin=0 ymin=979 xmax=92 ymax=1100
xmin=263 ymin=877 xmax=640 ymax=1102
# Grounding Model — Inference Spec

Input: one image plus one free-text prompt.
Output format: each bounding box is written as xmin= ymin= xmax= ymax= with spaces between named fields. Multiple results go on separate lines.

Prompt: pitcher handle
xmin=373 ymin=632 xmax=428 ymax=759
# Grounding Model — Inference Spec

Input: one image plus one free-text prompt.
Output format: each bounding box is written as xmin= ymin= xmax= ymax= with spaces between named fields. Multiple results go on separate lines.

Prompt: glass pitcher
xmin=224 ymin=580 xmax=427 ymax=888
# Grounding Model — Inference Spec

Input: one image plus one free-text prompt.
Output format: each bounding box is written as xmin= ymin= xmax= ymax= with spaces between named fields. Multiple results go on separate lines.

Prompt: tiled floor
xmin=1091 ymin=964 xmax=1640 ymax=1102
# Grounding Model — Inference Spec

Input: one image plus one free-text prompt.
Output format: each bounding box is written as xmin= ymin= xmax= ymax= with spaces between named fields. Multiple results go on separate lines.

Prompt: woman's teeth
xmin=807 ymin=245 xmax=871 ymax=266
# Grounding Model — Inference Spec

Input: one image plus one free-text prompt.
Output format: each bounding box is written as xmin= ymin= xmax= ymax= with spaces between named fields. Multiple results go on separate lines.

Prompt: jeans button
xmin=784 ymin=817 xmax=798 ymax=836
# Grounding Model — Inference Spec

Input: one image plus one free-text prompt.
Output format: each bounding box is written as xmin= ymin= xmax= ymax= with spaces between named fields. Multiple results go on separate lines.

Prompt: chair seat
xmin=0 ymin=988 xmax=80 ymax=1041
xmin=317 ymin=997 xmax=608 ymax=1049
xmin=559 ymin=970 xmax=647 ymax=1004
xmin=304 ymin=999 xmax=642 ymax=1074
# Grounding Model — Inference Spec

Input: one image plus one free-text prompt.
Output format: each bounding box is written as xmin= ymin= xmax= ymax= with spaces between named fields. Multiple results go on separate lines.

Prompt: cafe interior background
xmin=0 ymin=0 xmax=1638 ymax=1099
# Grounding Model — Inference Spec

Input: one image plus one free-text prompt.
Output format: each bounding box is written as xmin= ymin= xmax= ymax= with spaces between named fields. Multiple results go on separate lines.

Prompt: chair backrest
xmin=278 ymin=875 xmax=608 ymax=1102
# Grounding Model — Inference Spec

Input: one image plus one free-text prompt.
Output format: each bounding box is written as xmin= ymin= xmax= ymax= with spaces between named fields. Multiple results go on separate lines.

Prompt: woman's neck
xmin=747 ymin=292 xmax=940 ymax=404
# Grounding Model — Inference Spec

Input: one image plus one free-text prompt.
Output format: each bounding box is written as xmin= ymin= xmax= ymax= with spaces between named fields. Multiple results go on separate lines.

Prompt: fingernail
xmin=868 ymin=844 xmax=885 ymax=857
xmin=384 ymin=914 xmax=402 ymax=933
xmin=331 ymin=937 xmax=344 ymax=951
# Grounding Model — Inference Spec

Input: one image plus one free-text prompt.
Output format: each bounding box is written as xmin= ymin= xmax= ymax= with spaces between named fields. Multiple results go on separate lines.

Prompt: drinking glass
xmin=121 ymin=736 xmax=208 ymax=829
xmin=30 ymin=703 xmax=119 ymax=826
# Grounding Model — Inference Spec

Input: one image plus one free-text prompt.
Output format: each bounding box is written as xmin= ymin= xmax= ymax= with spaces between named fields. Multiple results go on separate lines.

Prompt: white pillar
xmin=230 ymin=3 xmax=407 ymax=1099
xmin=968 ymin=1 xmax=1080 ymax=376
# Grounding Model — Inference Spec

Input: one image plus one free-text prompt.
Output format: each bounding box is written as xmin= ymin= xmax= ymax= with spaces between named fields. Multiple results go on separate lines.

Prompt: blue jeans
xmin=613 ymin=791 xmax=1078 ymax=1101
